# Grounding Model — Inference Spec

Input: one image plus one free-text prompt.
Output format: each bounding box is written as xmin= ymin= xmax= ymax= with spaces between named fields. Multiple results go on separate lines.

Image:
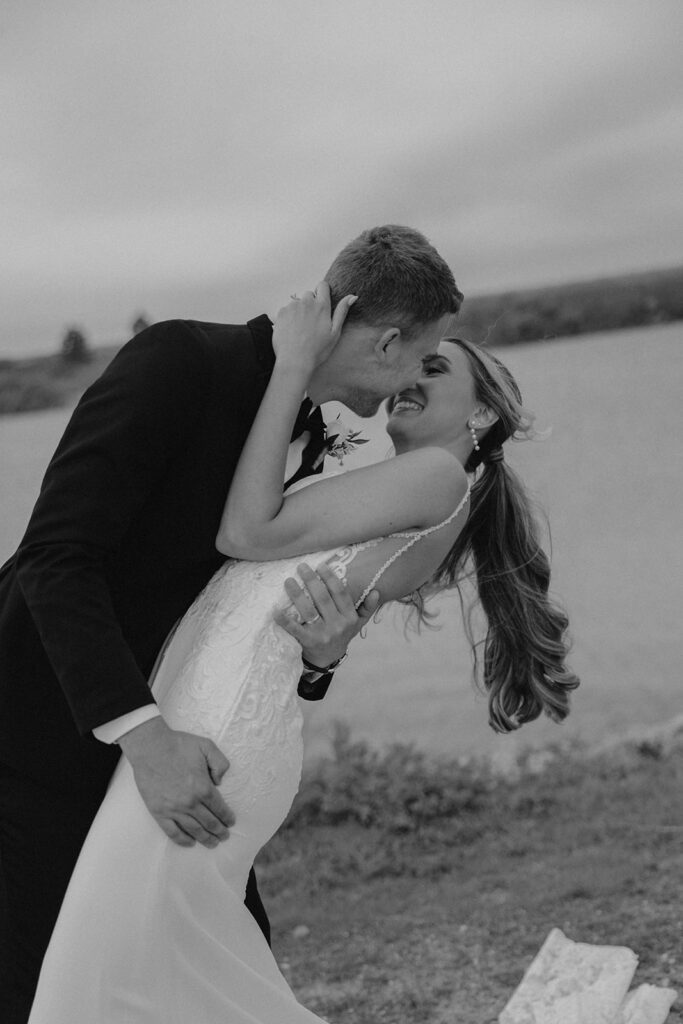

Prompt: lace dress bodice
xmin=148 ymin=475 xmax=470 ymax=865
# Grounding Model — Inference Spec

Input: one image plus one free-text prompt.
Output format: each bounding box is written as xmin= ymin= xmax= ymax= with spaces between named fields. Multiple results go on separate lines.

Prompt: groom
xmin=0 ymin=224 xmax=462 ymax=1022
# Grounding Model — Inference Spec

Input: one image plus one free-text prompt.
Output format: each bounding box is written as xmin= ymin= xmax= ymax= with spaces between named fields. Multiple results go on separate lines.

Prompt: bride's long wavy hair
xmin=407 ymin=337 xmax=580 ymax=734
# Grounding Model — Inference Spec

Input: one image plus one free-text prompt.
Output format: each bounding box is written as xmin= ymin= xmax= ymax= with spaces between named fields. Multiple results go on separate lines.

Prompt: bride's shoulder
xmin=389 ymin=447 xmax=469 ymax=522
xmin=393 ymin=447 xmax=468 ymax=489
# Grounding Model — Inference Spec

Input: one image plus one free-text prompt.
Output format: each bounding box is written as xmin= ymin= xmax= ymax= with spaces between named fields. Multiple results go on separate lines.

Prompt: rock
xmin=499 ymin=929 xmax=677 ymax=1024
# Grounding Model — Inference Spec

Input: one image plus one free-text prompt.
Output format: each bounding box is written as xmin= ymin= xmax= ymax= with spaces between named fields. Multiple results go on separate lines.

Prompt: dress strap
xmin=354 ymin=484 xmax=471 ymax=609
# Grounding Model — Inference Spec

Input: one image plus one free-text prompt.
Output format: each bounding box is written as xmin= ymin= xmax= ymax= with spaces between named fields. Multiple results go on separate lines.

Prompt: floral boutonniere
xmin=314 ymin=415 xmax=370 ymax=468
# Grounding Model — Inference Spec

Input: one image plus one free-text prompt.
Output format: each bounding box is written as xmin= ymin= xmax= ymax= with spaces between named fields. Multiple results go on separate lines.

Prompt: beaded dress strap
xmin=354 ymin=484 xmax=471 ymax=609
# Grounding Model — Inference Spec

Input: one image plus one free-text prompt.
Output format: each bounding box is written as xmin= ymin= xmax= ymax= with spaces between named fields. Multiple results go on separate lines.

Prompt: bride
xmin=28 ymin=286 xmax=578 ymax=1022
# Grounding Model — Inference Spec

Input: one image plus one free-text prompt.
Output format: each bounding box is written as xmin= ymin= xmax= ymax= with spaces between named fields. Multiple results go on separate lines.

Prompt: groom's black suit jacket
xmin=0 ymin=315 xmax=331 ymax=793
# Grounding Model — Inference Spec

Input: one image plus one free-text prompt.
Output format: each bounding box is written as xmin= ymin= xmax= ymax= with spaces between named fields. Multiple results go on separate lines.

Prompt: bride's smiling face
xmin=385 ymin=340 xmax=478 ymax=453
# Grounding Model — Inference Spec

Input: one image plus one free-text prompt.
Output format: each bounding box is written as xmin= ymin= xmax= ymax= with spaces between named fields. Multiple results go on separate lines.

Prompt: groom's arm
xmin=14 ymin=321 xmax=209 ymax=733
xmin=15 ymin=322 xmax=238 ymax=848
xmin=297 ymin=670 xmax=334 ymax=702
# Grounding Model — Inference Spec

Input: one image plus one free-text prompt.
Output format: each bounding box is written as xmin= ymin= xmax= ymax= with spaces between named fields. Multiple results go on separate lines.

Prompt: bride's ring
xmin=290 ymin=293 xmax=299 ymax=300
xmin=302 ymin=613 xmax=321 ymax=625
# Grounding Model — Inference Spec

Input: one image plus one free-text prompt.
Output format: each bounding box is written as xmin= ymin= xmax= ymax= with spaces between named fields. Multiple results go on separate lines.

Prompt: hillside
xmin=0 ymin=344 xmax=120 ymax=415
xmin=458 ymin=263 xmax=683 ymax=346
xmin=1 ymin=264 xmax=682 ymax=415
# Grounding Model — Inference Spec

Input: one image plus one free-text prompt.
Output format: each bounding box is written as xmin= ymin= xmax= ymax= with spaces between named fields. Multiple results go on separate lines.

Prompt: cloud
xmin=1 ymin=0 xmax=682 ymax=352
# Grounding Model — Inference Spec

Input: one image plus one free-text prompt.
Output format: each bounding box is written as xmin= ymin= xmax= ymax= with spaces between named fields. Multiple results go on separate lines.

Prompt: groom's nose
xmin=397 ymin=370 xmax=421 ymax=394
xmin=408 ymin=357 xmax=430 ymax=384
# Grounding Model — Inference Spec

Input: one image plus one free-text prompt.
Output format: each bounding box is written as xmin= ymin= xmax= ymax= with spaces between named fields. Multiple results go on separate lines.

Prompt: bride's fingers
xmin=313 ymin=281 xmax=330 ymax=310
xmin=331 ymin=292 xmax=358 ymax=340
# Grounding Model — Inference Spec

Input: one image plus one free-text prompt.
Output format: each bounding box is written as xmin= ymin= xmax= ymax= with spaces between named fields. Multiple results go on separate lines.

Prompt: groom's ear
xmin=373 ymin=327 xmax=402 ymax=360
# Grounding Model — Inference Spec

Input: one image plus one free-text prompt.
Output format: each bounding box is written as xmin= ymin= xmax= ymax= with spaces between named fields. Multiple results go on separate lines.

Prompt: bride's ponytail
xmin=425 ymin=339 xmax=579 ymax=733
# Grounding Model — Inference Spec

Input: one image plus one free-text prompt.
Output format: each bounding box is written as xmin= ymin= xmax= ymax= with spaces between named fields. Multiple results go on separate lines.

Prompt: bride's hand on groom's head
xmin=273 ymin=282 xmax=358 ymax=372
xmin=274 ymin=561 xmax=379 ymax=670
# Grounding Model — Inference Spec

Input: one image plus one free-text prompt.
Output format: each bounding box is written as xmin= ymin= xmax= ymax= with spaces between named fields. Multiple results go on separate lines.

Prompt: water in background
xmin=2 ymin=323 xmax=682 ymax=769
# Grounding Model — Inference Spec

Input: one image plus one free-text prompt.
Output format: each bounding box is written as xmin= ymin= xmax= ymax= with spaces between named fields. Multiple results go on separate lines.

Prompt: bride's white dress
xmin=27 ymin=480 xmax=471 ymax=1024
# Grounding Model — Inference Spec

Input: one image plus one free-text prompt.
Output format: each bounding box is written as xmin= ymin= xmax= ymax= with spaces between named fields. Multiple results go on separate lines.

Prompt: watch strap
xmin=301 ymin=651 xmax=348 ymax=674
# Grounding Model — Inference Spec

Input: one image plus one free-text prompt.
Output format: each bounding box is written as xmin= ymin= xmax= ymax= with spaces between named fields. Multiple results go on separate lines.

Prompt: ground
xmin=257 ymin=739 xmax=683 ymax=1023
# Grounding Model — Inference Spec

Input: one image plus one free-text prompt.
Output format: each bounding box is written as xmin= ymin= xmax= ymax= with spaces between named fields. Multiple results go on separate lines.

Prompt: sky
xmin=1 ymin=0 xmax=682 ymax=356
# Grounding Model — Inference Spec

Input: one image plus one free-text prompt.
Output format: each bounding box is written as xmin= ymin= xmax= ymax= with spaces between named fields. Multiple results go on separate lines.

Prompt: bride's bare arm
xmin=216 ymin=285 xmax=352 ymax=552
xmin=216 ymin=288 xmax=467 ymax=561
xmin=218 ymin=444 xmax=467 ymax=560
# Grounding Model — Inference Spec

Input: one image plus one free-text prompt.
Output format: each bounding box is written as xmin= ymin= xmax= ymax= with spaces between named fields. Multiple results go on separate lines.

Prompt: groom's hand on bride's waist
xmin=118 ymin=717 xmax=235 ymax=849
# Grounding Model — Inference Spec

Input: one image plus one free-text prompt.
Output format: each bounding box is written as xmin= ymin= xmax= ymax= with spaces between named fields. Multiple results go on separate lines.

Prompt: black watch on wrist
xmin=301 ymin=652 xmax=348 ymax=674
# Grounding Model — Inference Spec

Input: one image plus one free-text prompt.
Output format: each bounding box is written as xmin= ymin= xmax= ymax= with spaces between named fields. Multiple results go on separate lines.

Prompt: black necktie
xmin=285 ymin=400 xmax=327 ymax=490
xmin=290 ymin=398 xmax=315 ymax=441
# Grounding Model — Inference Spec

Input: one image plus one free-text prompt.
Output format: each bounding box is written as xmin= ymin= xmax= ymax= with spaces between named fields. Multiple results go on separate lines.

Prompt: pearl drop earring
xmin=469 ymin=421 xmax=480 ymax=451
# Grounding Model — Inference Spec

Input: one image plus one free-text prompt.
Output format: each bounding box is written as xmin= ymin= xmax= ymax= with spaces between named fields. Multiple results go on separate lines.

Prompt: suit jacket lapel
xmin=284 ymin=405 xmax=326 ymax=489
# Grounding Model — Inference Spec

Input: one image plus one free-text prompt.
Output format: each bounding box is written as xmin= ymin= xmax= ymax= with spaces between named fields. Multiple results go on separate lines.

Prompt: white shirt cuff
xmin=92 ymin=705 xmax=162 ymax=745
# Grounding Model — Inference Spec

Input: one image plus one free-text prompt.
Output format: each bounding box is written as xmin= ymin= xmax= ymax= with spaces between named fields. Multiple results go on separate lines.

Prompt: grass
xmin=256 ymin=726 xmax=683 ymax=1023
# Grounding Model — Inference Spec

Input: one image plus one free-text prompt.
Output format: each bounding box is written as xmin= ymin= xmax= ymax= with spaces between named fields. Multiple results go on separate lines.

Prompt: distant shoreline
xmin=2 ymin=264 xmax=682 ymax=415
xmin=457 ymin=262 xmax=683 ymax=347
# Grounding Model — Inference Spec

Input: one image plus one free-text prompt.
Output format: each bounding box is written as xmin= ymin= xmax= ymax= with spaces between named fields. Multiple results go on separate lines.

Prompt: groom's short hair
xmin=324 ymin=225 xmax=463 ymax=338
